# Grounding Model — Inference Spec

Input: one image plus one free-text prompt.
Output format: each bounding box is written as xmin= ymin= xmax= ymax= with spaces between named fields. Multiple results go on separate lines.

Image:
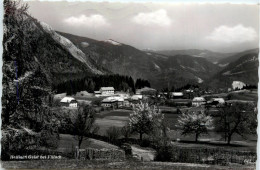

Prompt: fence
xmin=170 ymin=147 xmax=256 ymax=165
xmin=75 ymin=148 xmax=125 ymax=160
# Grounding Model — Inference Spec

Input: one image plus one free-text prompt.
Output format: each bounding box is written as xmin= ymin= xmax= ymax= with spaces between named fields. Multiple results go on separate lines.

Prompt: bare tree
xmin=73 ymin=106 xmax=99 ymax=148
xmin=216 ymin=102 xmax=256 ymax=145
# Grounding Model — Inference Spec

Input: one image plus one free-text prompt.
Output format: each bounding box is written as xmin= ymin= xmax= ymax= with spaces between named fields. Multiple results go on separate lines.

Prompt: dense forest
xmin=53 ymin=74 xmax=151 ymax=95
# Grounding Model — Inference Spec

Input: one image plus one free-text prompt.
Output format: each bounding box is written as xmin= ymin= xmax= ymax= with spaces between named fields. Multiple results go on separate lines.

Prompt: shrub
xmin=106 ymin=126 xmax=121 ymax=144
xmin=140 ymin=138 xmax=151 ymax=147
xmin=121 ymin=143 xmax=132 ymax=155
xmin=155 ymin=145 xmax=173 ymax=162
xmin=121 ymin=125 xmax=131 ymax=139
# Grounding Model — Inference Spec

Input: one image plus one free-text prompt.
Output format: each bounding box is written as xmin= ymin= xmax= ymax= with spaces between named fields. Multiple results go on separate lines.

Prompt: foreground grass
xmin=57 ymin=134 xmax=119 ymax=152
xmin=1 ymin=159 xmax=256 ymax=170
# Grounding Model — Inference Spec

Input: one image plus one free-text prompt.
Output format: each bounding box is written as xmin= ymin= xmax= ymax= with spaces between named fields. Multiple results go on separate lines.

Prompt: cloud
xmin=206 ymin=25 xmax=257 ymax=43
xmin=64 ymin=14 xmax=109 ymax=28
xmin=132 ymin=9 xmax=171 ymax=27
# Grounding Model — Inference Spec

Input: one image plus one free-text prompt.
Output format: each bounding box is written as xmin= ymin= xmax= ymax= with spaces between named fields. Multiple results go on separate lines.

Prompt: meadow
xmin=94 ymin=108 xmax=257 ymax=152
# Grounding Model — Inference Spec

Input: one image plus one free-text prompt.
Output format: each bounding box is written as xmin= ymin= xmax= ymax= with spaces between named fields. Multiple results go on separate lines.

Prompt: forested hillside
xmin=59 ymin=32 xmax=221 ymax=89
xmin=2 ymin=0 xmax=105 ymax=160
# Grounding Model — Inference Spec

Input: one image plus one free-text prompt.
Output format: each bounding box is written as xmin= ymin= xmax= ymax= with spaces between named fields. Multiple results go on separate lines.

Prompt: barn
xmin=60 ymin=97 xmax=78 ymax=107
xmin=192 ymin=97 xmax=206 ymax=107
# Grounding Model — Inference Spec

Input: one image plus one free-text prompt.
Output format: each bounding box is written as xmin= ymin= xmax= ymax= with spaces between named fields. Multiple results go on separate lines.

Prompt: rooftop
xmin=100 ymin=87 xmax=115 ymax=91
xmin=102 ymin=96 xmax=124 ymax=102
xmin=60 ymin=97 xmax=76 ymax=103
xmin=192 ymin=97 xmax=206 ymax=102
xmin=171 ymin=92 xmax=184 ymax=96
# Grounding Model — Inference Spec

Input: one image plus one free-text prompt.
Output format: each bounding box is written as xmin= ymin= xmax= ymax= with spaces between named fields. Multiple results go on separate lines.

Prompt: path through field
xmin=131 ymin=145 xmax=156 ymax=161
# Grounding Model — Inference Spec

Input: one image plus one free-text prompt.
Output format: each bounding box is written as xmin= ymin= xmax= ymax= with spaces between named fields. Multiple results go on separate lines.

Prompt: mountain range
xmin=58 ymin=32 xmax=258 ymax=89
xmin=4 ymin=10 xmax=258 ymax=91
xmin=156 ymin=49 xmax=234 ymax=63
xmin=207 ymin=52 xmax=259 ymax=89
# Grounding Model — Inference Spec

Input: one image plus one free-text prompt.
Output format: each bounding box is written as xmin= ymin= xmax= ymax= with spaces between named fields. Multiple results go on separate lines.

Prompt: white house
xmin=232 ymin=81 xmax=245 ymax=90
xmin=131 ymin=94 xmax=143 ymax=101
xmin=212 ymin=98 xmax=225 ymax=104
xmin=60 ymin=97 xmax=78 ymax=107
xmin=100 ymin=87 xmax=115 ymax=96
xmin=115 ymin=92 xmax=130 ymax=99
xmin=192 ymin=97 xmax=206 ymax=107
xmin=170 ymin=92 xmax=184 ymax=99
xmin=94 ymin=91 xmax=101 ymax=97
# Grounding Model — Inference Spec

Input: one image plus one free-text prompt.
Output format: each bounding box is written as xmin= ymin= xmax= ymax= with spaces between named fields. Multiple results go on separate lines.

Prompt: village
xmin=56 ymin=80 xmax=250 ymax=111
xmin=48 ymin=79 xmax=257 ymax=165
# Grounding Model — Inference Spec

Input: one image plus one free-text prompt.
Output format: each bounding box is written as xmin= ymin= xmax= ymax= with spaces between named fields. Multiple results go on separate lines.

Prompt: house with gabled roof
xmin=60 ymin=97 xmax=78 ymax=107
xmin=100 ymin=87 xmax=115 ymax=96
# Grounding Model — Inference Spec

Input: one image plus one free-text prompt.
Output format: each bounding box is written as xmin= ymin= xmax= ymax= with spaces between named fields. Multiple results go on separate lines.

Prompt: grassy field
xmin=93 ymin=108 xmax=257 ymax=152
xmin=202 ymin=90 xmax=257 ymax=102
xmin=95 ymin=109 xmax=181 ymax=135
xmin=159 ymin=106 xmax=178 ymax=113
xmin=228 ymin=91 xmax=258 ymax=101
xmin=2 ymin=159 xmax=256 ymax=169
xmin=56 ymin=134 xmax=119 ymax=152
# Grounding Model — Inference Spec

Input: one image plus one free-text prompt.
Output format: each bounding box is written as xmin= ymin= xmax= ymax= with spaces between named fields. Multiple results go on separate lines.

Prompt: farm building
xmin=123 ymin=99 xmax=130 ymax=107
xmin=212 ymin=98 xmax=225 ymax=104
xmin=94 ymin=91 xmax=101 ymax=97
xmin=60 ymin=97 xmax=78 ymax=107
xmin=206 ymin=98 xmax=225 ymax=107
xmin=76 ymin=91 xmax=92 ymax=97
xmin=100 ymin=87 xmax=115 ymax=96
xmin=131 ymin=94 xmax=143 ymax=101
xmin=192 ymin=97 xmax=206 ymax=107
xmin=101 ymin=99 xmax=117 ymax=108
xmin=101 ymin=96 xmax=124 ymax=108
xmin=232 ymin=81 xmax=245 ymax=90
xmin=115 ymin=92 xmax=130 ymax=99
xmin=170 ymin=92 xmax=184 ymax=99
xmin=136 ymin=87 xmax=156 ymax=95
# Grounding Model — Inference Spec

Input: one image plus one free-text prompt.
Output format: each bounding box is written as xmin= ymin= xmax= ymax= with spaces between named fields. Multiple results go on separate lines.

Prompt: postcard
xmin=1 ymin=0 xmax=258 ymax=169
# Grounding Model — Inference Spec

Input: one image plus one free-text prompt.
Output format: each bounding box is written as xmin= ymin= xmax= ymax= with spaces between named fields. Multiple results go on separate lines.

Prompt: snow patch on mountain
xmin=196 ymin=77 xmax=204 ymax=83
xmin=192 ymin=52 xmax=207 ymax=58
xmin=223 ymin=69 xmax=256 ymax=76
xmin=186 ymin=66 xmax=198 ymax=72
xmin=81 ymin=42 xmax=89 ymax=48
xmin=154 ymin=63 xmax=160 ymax=70
xmin=235 ymin=56 xmax=258 ymax=68
xmin=218 ymin=63 xmax=229 ymax=67
xmin=104 ymin=39 xmax=121 ymax=46
xmin=180 ymin=65 xmax=186 ymax=69
xmin=40 ymin=22 xmax=103 ymax=74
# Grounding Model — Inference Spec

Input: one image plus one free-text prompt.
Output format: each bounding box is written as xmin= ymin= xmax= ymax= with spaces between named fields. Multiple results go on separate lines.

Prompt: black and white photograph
xmin=1 ymin=0 xmax=259 ymax=169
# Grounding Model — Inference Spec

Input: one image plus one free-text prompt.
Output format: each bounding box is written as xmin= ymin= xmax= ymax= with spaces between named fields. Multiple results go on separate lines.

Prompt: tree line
xmin=53 ymin=74 xmax=151 ymax=95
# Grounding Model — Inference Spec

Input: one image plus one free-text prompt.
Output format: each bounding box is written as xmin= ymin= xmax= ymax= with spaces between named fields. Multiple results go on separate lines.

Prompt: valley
xmin=1 ymin=1 xmax=258 ymax=169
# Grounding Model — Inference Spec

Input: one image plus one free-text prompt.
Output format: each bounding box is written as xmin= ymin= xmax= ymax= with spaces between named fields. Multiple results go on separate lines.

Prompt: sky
xmin=25 ymin=0 xmax=259 ymax=53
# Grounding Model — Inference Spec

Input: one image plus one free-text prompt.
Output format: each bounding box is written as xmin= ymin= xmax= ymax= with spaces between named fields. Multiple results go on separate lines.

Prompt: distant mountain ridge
xmin=207 ymin=52 xmax=259 ymax=88
xmin=155 ymin=49 xmax=234 ymax=63
xmin=58 ymin=32 xmax=222 ymax=89
xmin=217 ymin=48 xmax=259 ymax=66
